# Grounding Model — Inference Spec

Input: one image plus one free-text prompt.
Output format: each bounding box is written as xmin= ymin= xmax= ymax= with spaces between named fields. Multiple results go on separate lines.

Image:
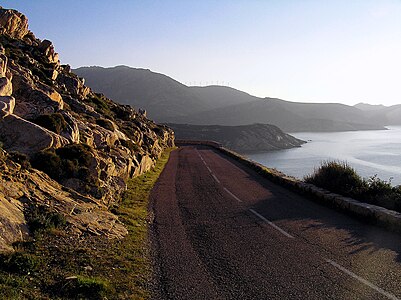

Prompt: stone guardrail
xmin=177 ymin=140 xmax=401 ymax=233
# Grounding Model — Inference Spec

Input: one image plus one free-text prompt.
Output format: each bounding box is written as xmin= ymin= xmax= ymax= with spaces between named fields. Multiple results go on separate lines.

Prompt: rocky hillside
xmin=0 ymin=7 xmax=174 ymax=252
xmin=75 ymin=65 xmax=386 ymax=132
xmin=168 ymin=123 xmax=305 ymax=152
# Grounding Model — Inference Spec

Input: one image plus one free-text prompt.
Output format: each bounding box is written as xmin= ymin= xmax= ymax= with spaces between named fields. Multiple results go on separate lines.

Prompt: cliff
xmin=0 ymin=7 xmax=174 ymax=252
xmin=168 ymin=123 xmax=305 ymax=153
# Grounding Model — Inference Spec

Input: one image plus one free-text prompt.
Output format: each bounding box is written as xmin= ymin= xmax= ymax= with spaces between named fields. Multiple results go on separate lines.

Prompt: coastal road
xmin=150 ymin=146 xmax=401 ymax=300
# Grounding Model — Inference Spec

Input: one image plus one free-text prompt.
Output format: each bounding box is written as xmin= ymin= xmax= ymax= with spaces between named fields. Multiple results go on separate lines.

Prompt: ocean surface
xmin=246 ymin=126 xmax=401 ymax=186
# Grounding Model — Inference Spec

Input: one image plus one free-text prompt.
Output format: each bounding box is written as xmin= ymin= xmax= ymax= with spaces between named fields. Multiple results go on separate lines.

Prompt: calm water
xmin=247 ymin=126 xmax=401 ymax=186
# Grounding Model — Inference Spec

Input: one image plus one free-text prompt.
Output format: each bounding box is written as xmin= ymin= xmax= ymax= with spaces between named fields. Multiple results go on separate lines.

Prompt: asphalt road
xmin=150 ymin=146 xmax=401 ymax=300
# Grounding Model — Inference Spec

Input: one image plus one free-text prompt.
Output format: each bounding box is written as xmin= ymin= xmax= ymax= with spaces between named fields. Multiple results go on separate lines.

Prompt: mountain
xmin=174 ymin=98 xmax=384 ymax=132
xmin=74 ymin=66 xmax=256 ymax=122
xmin=0 ymin=7 xmax=174 ymax=252
xmin=168 ymin=123 xmax=305 ymax=152
xmin=75 ymin=66 xmax=386 ymax=132
xmin=354 ymin=103 xmax=401 ymax=126
xmin=354 ymin=103 xmax=386 ymax=111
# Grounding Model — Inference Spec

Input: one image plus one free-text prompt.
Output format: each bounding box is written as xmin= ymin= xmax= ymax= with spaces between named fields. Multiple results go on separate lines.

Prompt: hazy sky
xmin=3 ymin=0 xmax=401 ymax=106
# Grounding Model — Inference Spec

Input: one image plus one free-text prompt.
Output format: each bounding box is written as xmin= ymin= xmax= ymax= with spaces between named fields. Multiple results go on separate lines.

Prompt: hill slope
xmin=354 ymin=103 xmax=401 ymax=125
xmin=0 ymin=8 xmax=174 ymax=251
xmin=74 ymin=66 xmax=256 ymax=121
xmin=75 ymin=66 xmax=386 ymax=132
xmin=174 ymin=98 xmax=384 ymax=132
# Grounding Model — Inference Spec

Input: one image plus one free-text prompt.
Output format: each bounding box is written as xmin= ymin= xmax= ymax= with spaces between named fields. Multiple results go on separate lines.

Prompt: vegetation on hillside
xmin=0 ymin=149 xmax=173 ymax=300
xmin=305 ymin=161 xmax=401 ymax=213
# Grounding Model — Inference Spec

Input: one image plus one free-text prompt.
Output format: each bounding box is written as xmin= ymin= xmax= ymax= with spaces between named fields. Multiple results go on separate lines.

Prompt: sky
xmin=2 ymin=0 xmax=401 ymax=106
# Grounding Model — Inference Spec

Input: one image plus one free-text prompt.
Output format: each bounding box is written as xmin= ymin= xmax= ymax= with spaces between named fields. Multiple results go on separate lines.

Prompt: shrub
xmin=27 ymin=206 xmax=66 ymax=234
xmin=62 ymin=276 xmax=110 ymax=299
xmin=55 ymin=144 xmax=93 ymax=168
xmin=96 ymin=118 xmax=115 ymax=131
xmin=31 ymin=144 xmax=93 ymax=180
xmin=30 ymin=149 xmax=62 ymax=179
xmin=86 ymin=93 xmax=113 ymax=118
xmin=30 ymin=144 xmax=104 ymax=198
xmin=305 ymin=161 xmax=401 ymax=212
xmin=0 ymin=252 xmax=39 ymax=275
xmin=305 ymin=161 xmax=366 ymax=198
xmin=112 ymin=105 xmax=132 ymax=121
xmin=8 ymin=151 xmax=31 ymax=169
xmin=31 ymin=113 xmax=67 ymax=134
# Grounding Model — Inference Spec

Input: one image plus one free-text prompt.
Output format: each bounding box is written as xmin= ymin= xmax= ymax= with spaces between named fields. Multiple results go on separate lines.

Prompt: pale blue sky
xmin=3 ymin=0 xmax=401 ymax=105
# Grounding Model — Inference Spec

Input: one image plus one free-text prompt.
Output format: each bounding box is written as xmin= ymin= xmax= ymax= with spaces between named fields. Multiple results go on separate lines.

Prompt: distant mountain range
xmin=354 ymin=102 xmax=401 ymax=125
xmin=74 ymin=66 xmax=399 ymax=132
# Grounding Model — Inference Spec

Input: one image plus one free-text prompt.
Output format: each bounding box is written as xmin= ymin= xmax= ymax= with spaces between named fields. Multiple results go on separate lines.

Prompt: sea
xmin=246 ymin=126 xmax=401 ymax=186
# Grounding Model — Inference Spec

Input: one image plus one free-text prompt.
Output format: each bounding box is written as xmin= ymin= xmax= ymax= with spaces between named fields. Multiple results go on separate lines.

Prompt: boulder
xmin=0 ymin=194 xmax=29 ymax=253
xmin=0 ymin=76 xmax=12 ymax=96
xmin=59 ymin=111 xmax=80 ymax=143
xmin=57 ymin=74 xmax=90 ymax=99
xmin=0 ymin=8 xmax=28 ymax=39
xmin=0 ymin=113 xmax=69 ymax=155
xmin=11 ymin=77 xmax=64 ymax=119
xmin=38 ymin=39 xmax=59 ymax=64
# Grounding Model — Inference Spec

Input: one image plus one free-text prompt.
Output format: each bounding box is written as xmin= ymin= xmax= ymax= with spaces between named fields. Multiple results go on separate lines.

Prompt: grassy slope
xmin=0 ymin=149 xmax=173 ymax=300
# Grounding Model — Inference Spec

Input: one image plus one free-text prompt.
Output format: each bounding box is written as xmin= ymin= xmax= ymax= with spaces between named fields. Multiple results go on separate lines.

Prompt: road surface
xmin=150 ymin=146 xmax=401 ymax=300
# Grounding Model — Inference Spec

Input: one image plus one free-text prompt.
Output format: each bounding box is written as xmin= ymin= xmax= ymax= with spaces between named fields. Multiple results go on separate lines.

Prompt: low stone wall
xmin=175 ymin=139 xmax=222 ymax=148
xmin=180 ymin=140 xmax=401 ymax=233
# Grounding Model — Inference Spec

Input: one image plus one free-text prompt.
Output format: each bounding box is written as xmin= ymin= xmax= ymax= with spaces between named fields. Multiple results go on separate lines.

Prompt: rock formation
xmin=0 ymin=7 xmax=174 ymax=252
xmin=169 ymin=123 xmax=305 ymax=153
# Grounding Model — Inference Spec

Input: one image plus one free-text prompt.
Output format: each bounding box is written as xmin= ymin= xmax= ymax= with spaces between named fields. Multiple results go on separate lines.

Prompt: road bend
xmin=150 ymin=145 xmax=401 ymax=300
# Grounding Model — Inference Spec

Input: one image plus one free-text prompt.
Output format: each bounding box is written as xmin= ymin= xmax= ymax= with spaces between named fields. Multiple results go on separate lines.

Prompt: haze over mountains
xmin=75 ymin=66 xmax=400 ymax=132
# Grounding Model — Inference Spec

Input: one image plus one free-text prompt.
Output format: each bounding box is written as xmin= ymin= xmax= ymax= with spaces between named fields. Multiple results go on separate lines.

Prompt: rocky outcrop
xmin=169 ymin=123 xmax=305 ymax=153
xmin=0 ymin=150 xmax=127 ymax=252
xmin=0 ymin=114 xmax=70 ymax=154
xmin=0 ymin=7 xmax=28 ymax=39
xmin=0 ymin=7 xmax=174 ymax=252
xmin=38 ymin=39 xmax=59 ymax=65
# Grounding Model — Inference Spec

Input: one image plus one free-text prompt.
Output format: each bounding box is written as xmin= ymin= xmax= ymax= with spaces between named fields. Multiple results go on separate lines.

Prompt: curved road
xmin=150 ymin=146 xmax=401 ymax=300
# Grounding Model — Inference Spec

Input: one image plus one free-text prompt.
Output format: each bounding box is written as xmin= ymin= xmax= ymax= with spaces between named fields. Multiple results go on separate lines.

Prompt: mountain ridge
xmin=74 ymin=65 xmax=389 ymax=132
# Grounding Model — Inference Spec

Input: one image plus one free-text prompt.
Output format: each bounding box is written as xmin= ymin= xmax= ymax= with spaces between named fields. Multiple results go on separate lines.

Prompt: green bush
xmin=55 ymin=143 xmax=93 ymax=168
xmin=31 ymin=113 xmax=67 ymax=134
xmin=63 ymin=276 xmax=110 ymax=299
xmin=27 ymin=206 xmax=66 ymax=234
xmin=305 ymin=161 xmax=401 ymax=212
xmin=305 ymin=161 xmax=366 ymax=198
xmin=0 ymin=252 xmax=39 ymax=275
xmin=111 ymin=105 xmax=132 ymax=121
xmin=86 ymin=93 xmax=113 ymax=118
xmin=30 ymin=149 xmax=62 ymax=179
xmin=31 ymin=144 xmax=93 ymax=182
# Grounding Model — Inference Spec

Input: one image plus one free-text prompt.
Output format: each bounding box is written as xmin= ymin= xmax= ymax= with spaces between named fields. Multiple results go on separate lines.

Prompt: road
xmin=150 ymin=146 xmax=401 ymax=300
